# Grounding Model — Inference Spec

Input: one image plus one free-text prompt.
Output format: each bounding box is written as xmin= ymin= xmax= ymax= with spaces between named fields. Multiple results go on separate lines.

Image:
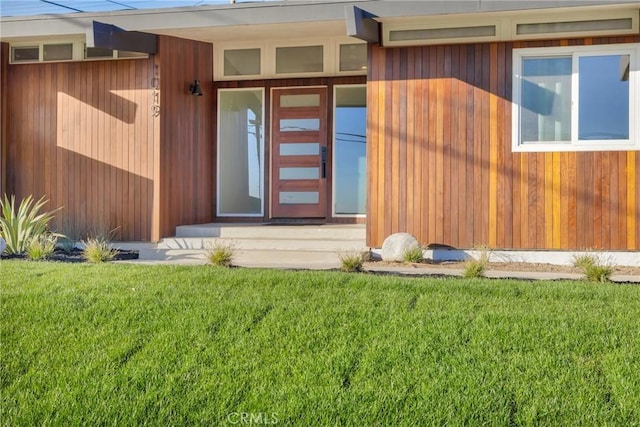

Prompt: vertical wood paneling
xmin=367 ymin=35 xmax=640 ymax=250
xmin=6 ymin=56 xmax=157 ymax=240
xmin=0 ymin=43 xmax=7 ymax=196
xmin=157 ymin=36 xmax=215 ymax=238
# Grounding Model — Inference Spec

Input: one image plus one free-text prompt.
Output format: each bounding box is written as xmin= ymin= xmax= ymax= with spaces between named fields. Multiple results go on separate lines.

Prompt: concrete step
xmin=137 ymin=248 xmax=348 ymax=268
xmin=175 ymin=223 xmax=366 ymax=240
xmin=158 ymin=236 xmax=367 ymax=252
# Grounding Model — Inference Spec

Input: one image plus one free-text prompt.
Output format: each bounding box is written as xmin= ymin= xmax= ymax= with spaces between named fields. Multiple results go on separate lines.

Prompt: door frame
xmin=269 ymin=85 xmax=328 ymax=219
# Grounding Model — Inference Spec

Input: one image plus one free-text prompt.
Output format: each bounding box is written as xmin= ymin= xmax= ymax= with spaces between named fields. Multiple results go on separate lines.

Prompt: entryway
xmin=216 ymin=81 xmax=366 ymax=222
xmin=271 ymin=87 xmax=328 ymax=218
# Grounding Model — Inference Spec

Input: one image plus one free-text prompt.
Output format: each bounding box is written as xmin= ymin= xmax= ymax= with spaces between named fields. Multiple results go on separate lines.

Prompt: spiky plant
xmin=206 ymin=241 xmax=237 ymax=267
xmin=82 ymin=237 xmax=116 ymax=263
xmin=0 ymin=194 xmax=62 ymax=254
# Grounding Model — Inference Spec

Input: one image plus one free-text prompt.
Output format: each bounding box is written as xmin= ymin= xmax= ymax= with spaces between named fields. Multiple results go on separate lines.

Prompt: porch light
xmin=189 ymin=80 xmax=203 ymax=96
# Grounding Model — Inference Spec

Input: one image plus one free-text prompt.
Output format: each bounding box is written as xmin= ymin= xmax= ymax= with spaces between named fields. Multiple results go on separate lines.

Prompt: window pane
xmin=224 ymin=48 xmax=260 ymax=76
xmin=340 ymin=44 xmax=367 ymax=72
xmin=334 ymin=86 xmax=367 ymax=215
xmin=520 ymin=57 xmax=572 ymax=143
xmin=280 ymin=94 xmax=319 ymax=107
xmin=280 ymin=143 xmax=319 ymax=156
xmin=85 ymin=46 xmax=113 ymax=59
xmin=279 ymin=167 xmax=319 ymax=180
xmin=578 ymin=54 xmax=629 ymax=140
xmin=218 ymin=90 xmax=264 ymax=215
xmin=280 ymin=118 xmax=319 ymax=132
xmin=11 ymin=46 xmax=39 ymax=62
xmin=279 ymin=191 xmax=319 ymax=204
xmin=43 ymin=43 xmax=73 ymax=61
xmin=276 ymin=46 xmax=323 ymax=74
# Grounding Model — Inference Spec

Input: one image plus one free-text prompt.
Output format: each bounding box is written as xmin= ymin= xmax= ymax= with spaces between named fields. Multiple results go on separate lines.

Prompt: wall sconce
xmin=189 ymin=80 xmax=203 ymax=96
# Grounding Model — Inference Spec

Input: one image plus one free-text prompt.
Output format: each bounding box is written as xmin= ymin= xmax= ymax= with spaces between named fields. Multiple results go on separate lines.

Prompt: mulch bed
xmin=1 ymin=248 xmax=139 ymax=263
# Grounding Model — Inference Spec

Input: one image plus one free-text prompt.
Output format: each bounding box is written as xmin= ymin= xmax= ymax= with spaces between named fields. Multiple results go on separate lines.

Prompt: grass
xmin=2 ymin=262 xmax=640 ymax=426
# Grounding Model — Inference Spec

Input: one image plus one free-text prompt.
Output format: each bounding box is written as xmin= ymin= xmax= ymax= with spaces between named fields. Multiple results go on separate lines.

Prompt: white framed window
xmin=214 ymin=38 xmax=366 ymax=80
xmin=512 ymin=43 xmax=640 ymax=152
xmin=217 ymin=88 xmax=265 ymax=217
xmin=9 ymin=40 xmax=148 ymax=64
xmin=333 ymin=84 xmax=367 ymax=217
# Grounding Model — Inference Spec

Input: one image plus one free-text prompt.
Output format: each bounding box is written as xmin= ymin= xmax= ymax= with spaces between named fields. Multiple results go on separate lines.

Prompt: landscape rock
xmin=0 ymin=236 xmax=6 ymax=254
xmin=381 ymin=233 xmax=420 ymax=262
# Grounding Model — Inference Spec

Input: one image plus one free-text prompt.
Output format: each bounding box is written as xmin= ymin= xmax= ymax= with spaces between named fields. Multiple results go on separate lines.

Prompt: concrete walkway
xmin=118 ymin=257 xmax=640 ymax=283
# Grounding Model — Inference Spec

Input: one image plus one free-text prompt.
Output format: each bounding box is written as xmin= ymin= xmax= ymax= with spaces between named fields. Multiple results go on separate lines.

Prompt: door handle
xmin=321 ymin=146 xmax=327 ymax=178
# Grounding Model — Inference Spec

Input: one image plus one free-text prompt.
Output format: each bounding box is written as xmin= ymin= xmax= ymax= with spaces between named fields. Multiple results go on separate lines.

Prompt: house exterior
xmin=1 ymin=0 xmax=638 ymax=251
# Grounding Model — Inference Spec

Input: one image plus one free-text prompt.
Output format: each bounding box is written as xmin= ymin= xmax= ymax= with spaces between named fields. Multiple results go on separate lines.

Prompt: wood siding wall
xmin=157 ymin=36 xmax=214 ymax=238
xmin=2 ymin=35 xmax=214 ymax=241
xmin=1 ymin=43 xmax=8 ymax=197
xmin=367 ymin=36 xmax=640 ymax=250
xmin=4 ymin=54 xmax=159 ymax=241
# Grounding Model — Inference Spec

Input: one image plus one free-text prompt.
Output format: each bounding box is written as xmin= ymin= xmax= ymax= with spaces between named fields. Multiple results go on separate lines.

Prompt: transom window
xmin=215 ymin=39 xmax=366 ymax=80
xmin=512 ymin=43 xmax=639 ymax=152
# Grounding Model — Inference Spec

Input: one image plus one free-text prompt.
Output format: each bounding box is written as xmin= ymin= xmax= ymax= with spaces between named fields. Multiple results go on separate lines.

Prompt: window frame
xmin=214 ymin=38 xmax=367 ymax=81
xmin=216 ymin=87 xmax=266 ymax=217
xmin=9 ymin=39 xmax=148 ymax=64
xmin=512 ymin=43 xmax=640 ymax=152
xmin=332 ymin=84 xmax=367 ymax=218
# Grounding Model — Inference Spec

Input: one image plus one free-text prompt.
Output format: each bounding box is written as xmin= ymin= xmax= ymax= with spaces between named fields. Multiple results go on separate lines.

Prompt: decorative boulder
xmin=0 ymin=236 xmax=6 ymax=255
xmin=381 ymin=232 xmax=420 ymax=262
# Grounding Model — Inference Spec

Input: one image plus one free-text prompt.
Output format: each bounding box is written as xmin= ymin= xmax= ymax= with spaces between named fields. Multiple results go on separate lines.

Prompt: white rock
xmin=0 ymin=236 xmax=6 ymax=254
xmin=381 ymin=232 xmax=420 ymax=262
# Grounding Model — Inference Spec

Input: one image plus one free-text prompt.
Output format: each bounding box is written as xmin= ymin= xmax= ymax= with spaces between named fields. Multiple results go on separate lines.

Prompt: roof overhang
xmin=1 ymin=0 xmax=638 ymax=44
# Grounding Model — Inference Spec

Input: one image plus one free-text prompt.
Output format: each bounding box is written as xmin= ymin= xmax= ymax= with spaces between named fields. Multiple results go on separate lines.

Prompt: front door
xmin=271 ymin=87 xmax=328 ymax=218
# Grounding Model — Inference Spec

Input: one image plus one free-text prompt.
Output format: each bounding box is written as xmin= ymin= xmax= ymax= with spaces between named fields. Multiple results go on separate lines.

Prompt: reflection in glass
xmin=578 ymin=55 xmax=629 ymax=140
xmin=280 ymin=118 xmax=320 ymax=132
xmin=520 ymin=57 xmax=572 ymax=143
xmin=334 ymin=86 xmax=366 ymax=215
xmin=218 ymin=89 xmax=264 ymax=215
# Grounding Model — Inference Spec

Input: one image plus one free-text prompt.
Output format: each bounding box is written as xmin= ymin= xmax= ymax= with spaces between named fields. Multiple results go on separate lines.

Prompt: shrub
xmin=403 ymin=246 xmax=424 ymax=263
xmin=573 ymin=253 xmax=597 ymax=270
xmin=574 ymin=252 xmax=614 ymax=282
xmin=463 ymin=260 xmax=486 ymax=278
xmin=26 ymin=233 xmax=58 ymax=260
xmin=584 ymin=264 xmax=614 ymax=283
xmin=82 ymin=237 xmax=116 ymax=263
xmin=338 ymin=251 xmax=366 ymax=272
xmin=463 ymin=247 xmax=490 ymax=278
xmin=0 ymin=194 xmax=62 ymax=254
xmin=206 ymin=241 xmax=236 ymax=267
xmin=57 ymin=219 xmax=83 ymax=252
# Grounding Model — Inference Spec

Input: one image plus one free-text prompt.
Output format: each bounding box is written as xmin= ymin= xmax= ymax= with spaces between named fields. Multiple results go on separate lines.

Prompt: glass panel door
xmin=271 ymin=87 xmax=327 ymax=218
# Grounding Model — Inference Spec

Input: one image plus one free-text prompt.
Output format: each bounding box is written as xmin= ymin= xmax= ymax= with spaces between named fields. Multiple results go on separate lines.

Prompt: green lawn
xmin=2 ymin=261 xmax=639 ymax=426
